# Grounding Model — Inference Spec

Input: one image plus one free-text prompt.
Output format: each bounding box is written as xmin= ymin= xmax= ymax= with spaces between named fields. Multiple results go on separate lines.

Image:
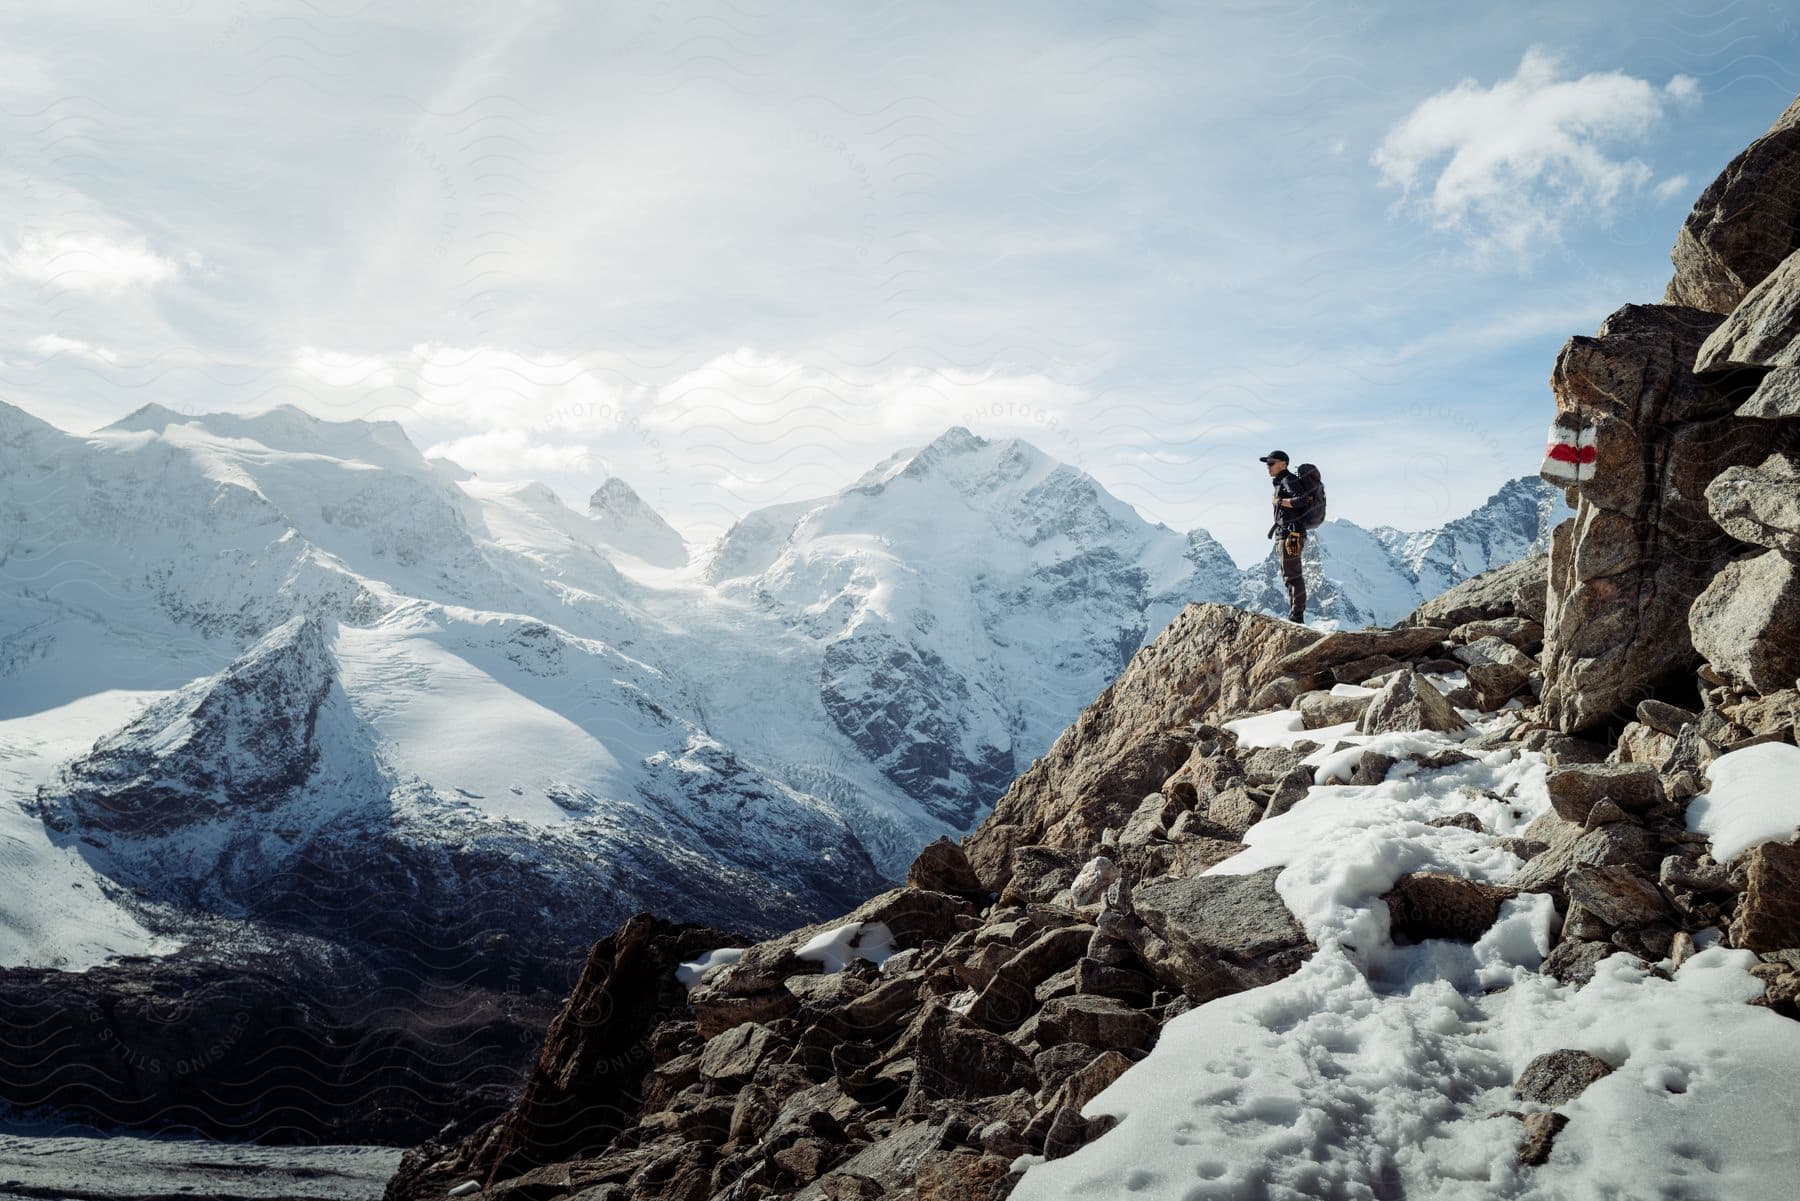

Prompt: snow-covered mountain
xmin=705 ymin=427 xmax=1244 ymax=826
xmin=0 ymin=403 xmax=1563 ymax=976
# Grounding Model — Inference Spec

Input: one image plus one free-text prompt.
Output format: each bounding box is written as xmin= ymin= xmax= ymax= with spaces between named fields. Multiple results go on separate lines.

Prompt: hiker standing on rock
xmin=1262 ymin=450 xmax=1324 ymax=623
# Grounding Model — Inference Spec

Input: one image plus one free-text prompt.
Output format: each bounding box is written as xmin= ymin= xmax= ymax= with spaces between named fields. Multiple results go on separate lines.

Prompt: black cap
xmin=1258 ymin=450 xmax=1289 ymax=464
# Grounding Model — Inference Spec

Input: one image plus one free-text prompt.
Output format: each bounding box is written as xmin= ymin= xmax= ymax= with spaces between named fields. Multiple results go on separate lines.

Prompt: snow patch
xmin=794 ymin=920 xmax=896 ymax=973
xmin=676 ymin=947 xmax=745 ymax=992
xmin=1685 ymin=741 xmax=1800 ymax=861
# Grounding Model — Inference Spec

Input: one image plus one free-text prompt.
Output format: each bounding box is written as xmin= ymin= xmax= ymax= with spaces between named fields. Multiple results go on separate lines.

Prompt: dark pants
xmin=1280 ymin=529 xmax=1306 ymax=622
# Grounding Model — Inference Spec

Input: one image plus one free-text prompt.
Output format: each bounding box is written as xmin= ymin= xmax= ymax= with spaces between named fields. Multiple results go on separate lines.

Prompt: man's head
xmin=1259 ymin=450 xmax=1288 ymax=478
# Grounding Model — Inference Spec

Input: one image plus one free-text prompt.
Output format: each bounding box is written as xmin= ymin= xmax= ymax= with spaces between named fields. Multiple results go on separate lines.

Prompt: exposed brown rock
xmin=1537 ymin=301 xmax=1768 ymax=734
xmin=1546 ymin=764 xmax=1665 ymax=824
xmin=1665 ymin=94 xmax=1800 ymax=314
xmin=1297 ymin=689 xmax=1374 ymax=729
xmin=1452 ymin=636 xmax=1535 ymax=705
xmin=963 ymin=603 xmax=1316 ymax=888
xmin=907 ymin=837 xmax=987 ymax=898
xmin=385 ymin=915 xmax=739 ymax=1200
xmin=1356 ymin=670 xmax=1469 ymax=736
xmin=1129 ymin=868 xmax=1313 ymax=1001
xmin=1516 ymin=1110 xmax=1568 ymax=1166
xmin=1541 ymin=938 xmax=1618 ymax=987
xmin=1273 ymin=626 xmax=1449 ymax=678
xmin=904 ymin=1005 xmax=1037 ymax=1111
xmin=1564 ymin=866 xmax=1671 ymax=930
xmin=1730 ymin=839 xmax=1800 ymax=952
xmin=1383 ymin=872 xmax=1516 ymax=942
xmin=1405 ymin=555 xmax=1547 ymax=629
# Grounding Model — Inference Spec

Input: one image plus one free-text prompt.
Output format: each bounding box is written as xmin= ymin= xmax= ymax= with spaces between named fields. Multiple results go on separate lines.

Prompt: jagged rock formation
xmin=1536 ymin=302 xmax=1769 ymax=732
xmin=961 ymin=605 xmax=1317 ymax=887
xmin=1665 ymin=95 xmax=1800 ymax=314
xmin=1538 ymin=91 xmax=1800 ymax=733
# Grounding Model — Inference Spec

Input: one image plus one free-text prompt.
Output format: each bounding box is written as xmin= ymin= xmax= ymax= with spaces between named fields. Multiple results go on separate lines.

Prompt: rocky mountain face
xmin=379 ymin=93 xmax=1800 ymax=1201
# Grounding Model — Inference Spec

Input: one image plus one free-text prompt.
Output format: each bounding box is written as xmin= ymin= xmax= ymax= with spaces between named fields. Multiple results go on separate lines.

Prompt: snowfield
xmin=1014 ymin=705 xmax=1800 ymax=1201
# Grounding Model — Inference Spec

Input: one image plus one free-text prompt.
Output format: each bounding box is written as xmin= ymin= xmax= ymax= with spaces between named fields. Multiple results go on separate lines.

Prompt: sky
xmin=0 ymin=1 xmax=1795 ymax=564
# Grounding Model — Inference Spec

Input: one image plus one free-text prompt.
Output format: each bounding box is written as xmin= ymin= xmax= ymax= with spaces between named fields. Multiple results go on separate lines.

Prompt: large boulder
xmin=1128 ymin=868 xmax=1313 ymax=1000
xmin=1404 ymin=555 xmax=1547 ymax=629
xmin=1738 ymin=364 xmax=1800 ymax=419
xmin=904 ymin=1004 xmax=1037 ymax=1110
xmin=962 ymin=603 xmax=1316 ymax=888
xmin=1515 ymin=1049 xmax=1615 ymax=1106
xmin=1665 ymin=94 xmax=1800 ymax=315
xmin=1271 ymin=626 xmax=1449 ymax=678
xmin=1356 ymin=670 xmax=1469 ymax=736
xmin=1689 ymin=550 xmax=1800 ymax=693
xmin=1696 ymin=248 xmax=1800 ymax=371
xmin=1705 ymin=453 xmax=1800 ymax=554
xmin=1382 ymin=872 xmax=1516 ymax=943
xmin=1451 ymin=636 xmax=1535 ymax=705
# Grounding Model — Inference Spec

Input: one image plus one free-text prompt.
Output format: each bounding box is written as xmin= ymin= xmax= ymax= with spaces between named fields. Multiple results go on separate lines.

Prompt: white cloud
xmin=27 ymin=333 xmax=117 ymax=363
xmin=1652 ymin=174 xmax=1693 ymax=203
xmin=422 ymin=428 xmax=596 ymax=478
xmin=294 ymin=346 xmax=398 ymax=389
xmin=1373 ymin=48 xmax=1696 ymax=259
xmin=4 ymin=231 xmax=178 ymax=291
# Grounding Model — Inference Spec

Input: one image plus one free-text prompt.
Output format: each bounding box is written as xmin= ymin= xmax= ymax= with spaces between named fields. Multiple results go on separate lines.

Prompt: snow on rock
xmin=794 ymin=919 xmax=896 ymax=973
xmin=675 ymin=947 xmax=745 ymax=992
xmin=1685 ymin=741 xmax=1800 ymax=861
xmin=1015 ymin=707 xmax=1800 ymax=1201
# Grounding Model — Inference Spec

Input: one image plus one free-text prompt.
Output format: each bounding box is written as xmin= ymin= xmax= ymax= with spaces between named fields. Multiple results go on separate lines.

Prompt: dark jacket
xmin=1269 ymin=468 xmax=1315 ymax=537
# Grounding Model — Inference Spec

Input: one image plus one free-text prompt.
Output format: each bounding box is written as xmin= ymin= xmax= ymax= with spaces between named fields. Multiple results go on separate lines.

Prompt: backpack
xmin=1295 ymin=463 xmax=1326 ymax=530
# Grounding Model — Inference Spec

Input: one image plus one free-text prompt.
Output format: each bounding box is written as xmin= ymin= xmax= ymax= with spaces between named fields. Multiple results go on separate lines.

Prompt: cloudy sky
xmin=1 ymin=1 xmax=1795 ymax=562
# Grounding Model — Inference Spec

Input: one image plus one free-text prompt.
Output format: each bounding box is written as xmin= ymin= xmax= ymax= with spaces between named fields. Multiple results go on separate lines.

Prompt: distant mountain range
xmin=0 ymin=401 xmax=1566 ymax=974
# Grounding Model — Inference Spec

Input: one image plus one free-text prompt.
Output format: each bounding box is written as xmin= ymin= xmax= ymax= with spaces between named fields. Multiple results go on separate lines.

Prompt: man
xmin=1261 ymin=450 xmax=1314 ymax=623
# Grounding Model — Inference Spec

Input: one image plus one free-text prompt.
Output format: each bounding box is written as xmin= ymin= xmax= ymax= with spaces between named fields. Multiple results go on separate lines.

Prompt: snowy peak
xmin=587 ymin=477 xmax=688 ymax=568
xmin=38 ymin=614 xmax=342 ymax=837
xmin=102 ymin=402 xmax=434 ymax=476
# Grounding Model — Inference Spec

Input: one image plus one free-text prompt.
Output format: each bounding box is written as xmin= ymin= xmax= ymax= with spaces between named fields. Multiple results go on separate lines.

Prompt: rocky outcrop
xmin=1665 ymin=94 xmax=1800 ymax=314
xmin=961 ymin=603 xmax=1316 ymax=889
xmin=1539 ymin=92 xmax=1800 ymax=737
xmin=1536 ymin=302 xmax=1767 ymax=733
xmin=1402 ymin=554 xmax=1547 ymax=629
xmin=389 ymin=915 xmax=739 ymax=1199
xmin=383 ymin=602 xmax=1354 ymax=1201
